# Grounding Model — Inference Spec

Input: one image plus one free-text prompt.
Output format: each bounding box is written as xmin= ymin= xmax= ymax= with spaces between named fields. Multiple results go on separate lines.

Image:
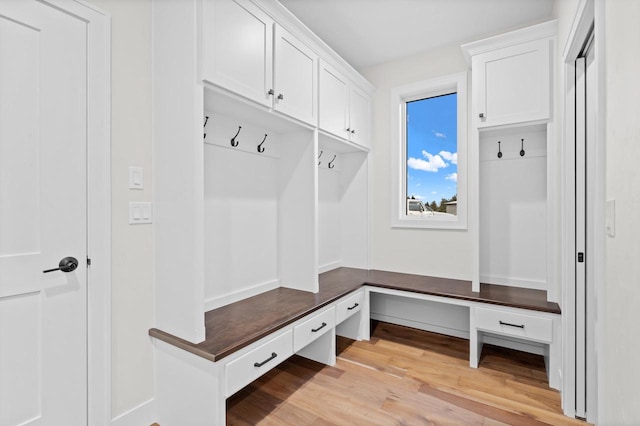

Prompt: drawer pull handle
xmin=253 ymin=352 xmax=277 ymax=368
xmin=347 ymin=303 xmax=359 ymax=311
xmin=312 ymin=322 xmax=327 ymax=333
xmin=499 ymin=321 xmax=525 ymax=329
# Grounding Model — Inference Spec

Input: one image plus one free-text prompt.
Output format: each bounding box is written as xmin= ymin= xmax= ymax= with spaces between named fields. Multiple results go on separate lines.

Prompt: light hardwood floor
xmin=227 ymin=321 xmax=588 ymax=425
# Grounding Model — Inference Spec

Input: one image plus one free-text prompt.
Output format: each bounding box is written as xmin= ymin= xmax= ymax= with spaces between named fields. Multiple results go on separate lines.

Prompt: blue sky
xmin=406 ymin=93 xmax=457 ymax=204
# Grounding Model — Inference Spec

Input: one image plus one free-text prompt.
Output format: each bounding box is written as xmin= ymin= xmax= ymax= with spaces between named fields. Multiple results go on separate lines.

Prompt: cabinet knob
xmin=277 ymin=93 xmax=284 ymax=100
xmin=268 ymin=89 xmax=274 ymax=96
xmin=479 ymin=113 xmax=485 ymax=119
xmin=351 ymin=129 xmax=356 ymax=134
xmin=346 ymin=128 xmax=351 ymax=132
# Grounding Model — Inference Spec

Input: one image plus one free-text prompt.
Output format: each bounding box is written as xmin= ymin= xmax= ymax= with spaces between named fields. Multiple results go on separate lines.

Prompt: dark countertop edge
xmin=149 ymin=328 xmax=218 ymax=362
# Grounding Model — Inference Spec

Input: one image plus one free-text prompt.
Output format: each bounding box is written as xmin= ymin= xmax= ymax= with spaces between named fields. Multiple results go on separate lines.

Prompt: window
xmin=390 ymin=72 xmax=467 ymax=229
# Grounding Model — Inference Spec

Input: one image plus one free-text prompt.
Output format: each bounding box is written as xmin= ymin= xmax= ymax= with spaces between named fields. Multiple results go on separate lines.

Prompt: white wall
xmin=87 ymin=0 xmax=155 ymax=421
xmin=360 ymin=46 xmax=472 ymax=279
xmin=601 ymin=0 xmax=640 ymax=423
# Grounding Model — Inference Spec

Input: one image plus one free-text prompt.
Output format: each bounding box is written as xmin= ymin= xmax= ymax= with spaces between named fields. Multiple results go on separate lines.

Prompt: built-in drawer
xmin=225 ymin=330 xmax=293 ymax=397
xmin=336 ymin=291 xmax=363 ymax=324
xmin=474 ymin=306 xmax=552 ymax=343
xmin=293 ymin=307 xmax=335 ymax=352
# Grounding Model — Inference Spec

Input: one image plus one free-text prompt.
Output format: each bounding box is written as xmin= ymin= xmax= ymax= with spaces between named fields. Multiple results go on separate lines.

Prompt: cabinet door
xmin=348 ymin=86 xmax=371 ymax=148
xmin=475 ymin=38 xmax=550 ymax=128
xmin=318 ymin=60 xmax=349 ymax=139
xmin=203 ymin=0 xmax=273 ymax=108
xmin=273 ymin=25 xmax=318 ymax=126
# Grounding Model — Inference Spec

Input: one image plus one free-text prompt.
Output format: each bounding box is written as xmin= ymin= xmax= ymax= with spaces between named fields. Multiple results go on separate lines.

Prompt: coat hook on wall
xmin=497 ymin=140 xmax=502 ymax=159
xmin=257 ymin=134 xmax=268 ymax=153
xmin=318 ymin=150 xmax=323 ymax=166
xmin=203 ymin=116 xmax=209 ymax=140
xmin=520 ymin=138 xmax=525 ymax=157
xmin=328 ymin=154 xmax=336 ymax=169
xmin=230 ymin=126 xmax=241 ymax=147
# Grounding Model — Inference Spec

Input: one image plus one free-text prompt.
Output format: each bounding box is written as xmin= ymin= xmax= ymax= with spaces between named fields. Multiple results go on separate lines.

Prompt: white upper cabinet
xmin=203 ymin=0 xmax=273 ymax=107
xmin=463 ymin=21 xmax=555 ymax=128
xmin=348 ymin=85 xmax=370 ymax=148
xmin=318 ymin=61 xmax=348 ymax=138
xmin=273 ymin=25 xmax=318 ymax=125
xmin=203 ymin=0 xmax=318 ymax=126
xmin=319 ymin=60 xmax=371 ymax=149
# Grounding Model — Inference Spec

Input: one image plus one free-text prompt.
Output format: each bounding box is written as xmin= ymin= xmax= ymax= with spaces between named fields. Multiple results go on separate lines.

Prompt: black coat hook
xmin=318 ymin=150 xmax=323 ymax=165
xmin=203 ymin=116 xmax=209 ymax=140
xmin=520 ymin=138 xmax=525 ymax=157
xmin=328 ymin=154 xmax=336 ymax=169
xmin=257 ymin=134 xmax=267 ymax=153
xmin=230 ymin=126 xmax=241 ymax=147
xmin=497 ymin=140 xmax=502 ymax=159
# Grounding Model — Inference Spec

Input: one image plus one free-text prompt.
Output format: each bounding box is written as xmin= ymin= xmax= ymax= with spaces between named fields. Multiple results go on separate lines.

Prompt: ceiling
xmin=278 ymin=0 xmax=555 ymax=70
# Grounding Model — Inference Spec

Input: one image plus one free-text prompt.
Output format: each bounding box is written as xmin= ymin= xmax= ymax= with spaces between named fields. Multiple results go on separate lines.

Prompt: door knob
xmin=43 ymin=257 xmax=79 ymax=273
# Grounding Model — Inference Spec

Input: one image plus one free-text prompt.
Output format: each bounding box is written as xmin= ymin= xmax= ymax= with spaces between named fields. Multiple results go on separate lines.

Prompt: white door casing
xmin=0 ymin=1 xmax=88 ymax=424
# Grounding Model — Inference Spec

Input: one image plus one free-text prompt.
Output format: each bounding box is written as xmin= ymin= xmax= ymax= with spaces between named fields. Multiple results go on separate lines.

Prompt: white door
xmin=575 ymin=31 xmax=596 ymax=421
xmin=0 ymin=1 xmax=88 ymax=425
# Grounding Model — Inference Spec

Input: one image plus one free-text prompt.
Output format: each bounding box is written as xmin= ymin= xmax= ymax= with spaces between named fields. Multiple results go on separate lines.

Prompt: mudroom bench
xmin=150 ymin=267 xmax=560 ymax=425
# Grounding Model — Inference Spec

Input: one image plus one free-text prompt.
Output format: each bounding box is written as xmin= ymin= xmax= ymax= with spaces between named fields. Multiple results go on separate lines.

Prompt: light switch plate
xmin=129 ymin=202 xmax=152 ymax=224
xmin=129 ymin=166 xmax=144 ymax=190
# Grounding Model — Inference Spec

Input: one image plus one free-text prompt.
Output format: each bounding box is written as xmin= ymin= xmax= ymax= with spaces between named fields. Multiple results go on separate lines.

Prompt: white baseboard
xmin=111 ymin=398 xmax=156 ymax=426
xmin=204 ymin=279 xmax=279 ymax=311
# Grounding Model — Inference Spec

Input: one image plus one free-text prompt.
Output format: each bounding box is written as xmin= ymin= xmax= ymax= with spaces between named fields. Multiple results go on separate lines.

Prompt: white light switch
xmin=129 ymin=202 xmax=152 ymax=224
xmin=129 ymin=167 xmax=144 ymax=190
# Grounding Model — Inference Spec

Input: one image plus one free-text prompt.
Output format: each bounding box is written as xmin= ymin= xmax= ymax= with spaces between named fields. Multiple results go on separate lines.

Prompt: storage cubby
xmin=317 ymin=134 xmax=369 ymax=273
xmin=479 ymin=125 xmax=548 ymax=290
xmin=203 ymin=110 xmax=317 ymax=310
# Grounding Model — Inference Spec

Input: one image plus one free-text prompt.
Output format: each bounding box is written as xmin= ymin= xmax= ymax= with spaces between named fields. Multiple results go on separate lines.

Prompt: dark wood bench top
xmin=149 ymin=267 xmax=561 ymax=362
xmin=365 ymin=269 xmax=562 ymax=313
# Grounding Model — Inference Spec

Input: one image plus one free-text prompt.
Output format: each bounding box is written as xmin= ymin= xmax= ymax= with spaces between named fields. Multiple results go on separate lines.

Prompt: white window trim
xmin=390 ymin=72 xmax=468 ymax=229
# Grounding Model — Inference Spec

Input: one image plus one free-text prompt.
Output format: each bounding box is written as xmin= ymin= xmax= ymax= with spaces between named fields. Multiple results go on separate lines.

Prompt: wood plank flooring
xmin=227 ymin=321 xmax=588 ymax=425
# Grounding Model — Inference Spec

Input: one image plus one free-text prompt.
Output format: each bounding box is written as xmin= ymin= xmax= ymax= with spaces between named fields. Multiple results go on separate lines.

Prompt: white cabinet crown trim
xmin=461 ymin=20 xmax=558 ymax=68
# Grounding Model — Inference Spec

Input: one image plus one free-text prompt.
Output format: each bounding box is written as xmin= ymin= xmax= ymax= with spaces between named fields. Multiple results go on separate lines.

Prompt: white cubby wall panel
xmin=317 ymin=147 xmax=369 ymax=273
xmin=479 ymin=127 xmax=547 ymax=290
xmin=278 ymin=131 xmax=318 ymax=292
xmin=318 ymin=165 xmax=341 ymax=271
xmin=203 ymin=140 xmax=279 ymax=308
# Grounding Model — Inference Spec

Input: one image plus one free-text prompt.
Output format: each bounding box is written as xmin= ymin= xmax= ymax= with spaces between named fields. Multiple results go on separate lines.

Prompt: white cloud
xmin=407 ymin=150 xmax=448 ymax=172
xmin=433 ymin=131 xmax=447 ymax=139
xmin=445 ymin=172 xmax=458 ymax=182
xmin=439 ymin=151 xmax=457 ymax=165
